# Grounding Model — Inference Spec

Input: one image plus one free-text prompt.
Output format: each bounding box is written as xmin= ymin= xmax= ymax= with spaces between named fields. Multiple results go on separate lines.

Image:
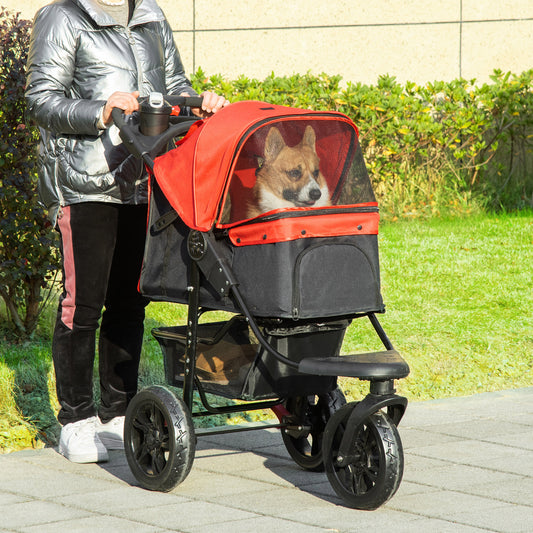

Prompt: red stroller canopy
xmin=153 ymin=101 xmax=375 ymax=235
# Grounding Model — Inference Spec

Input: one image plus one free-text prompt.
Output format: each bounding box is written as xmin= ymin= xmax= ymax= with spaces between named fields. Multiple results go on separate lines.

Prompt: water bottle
xmin=139 ymin=92 xmax=172 ymax=136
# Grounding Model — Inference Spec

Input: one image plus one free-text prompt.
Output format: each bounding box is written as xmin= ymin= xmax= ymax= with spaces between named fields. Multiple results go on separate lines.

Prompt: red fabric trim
xmin=227 ymin=210 xmax=379 ymax=246
xmin=57 ymin=206 xmax=76 ymax=329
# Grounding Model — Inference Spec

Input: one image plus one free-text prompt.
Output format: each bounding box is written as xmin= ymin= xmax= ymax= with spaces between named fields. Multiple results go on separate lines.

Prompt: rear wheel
xmin=124 ymin=386 xmax=195 ymax=492
xmin=322 ymin=403 xmax=403 ymax=509
xmin=282 ymin=387 xmax=346 ymax=471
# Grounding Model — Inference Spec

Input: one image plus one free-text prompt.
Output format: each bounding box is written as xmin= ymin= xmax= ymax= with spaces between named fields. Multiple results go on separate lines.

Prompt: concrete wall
xmin=5 ymin=0 xmax=533 ymax=84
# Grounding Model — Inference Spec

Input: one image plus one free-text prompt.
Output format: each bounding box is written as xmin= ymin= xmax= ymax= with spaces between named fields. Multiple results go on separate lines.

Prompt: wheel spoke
xmin=362 ymin=465 xmax=378 ymax=486
xmin=149 ymin=402 xmax=158 ymax=426
xmin=310 ymin=429 xmax=323 ymax=455
xmin=132 ymin=412 xmax=151 ymax=434
xmin=135 ymin=442 xmax=151 ymax=466
xmin=360 ymin=425 xmax=371 ymax=448
xmin=153 ymin=406 xmax=166 ymax=433
xmin=151 ymin=449 xmax=167 ymax=474
xmin=344 ymin=464 xmax=363 ymax=495
xmin=295 ymin=438 xmax=312 ymax=457
xmin=355 ymin=471 xmax=368 ymax=495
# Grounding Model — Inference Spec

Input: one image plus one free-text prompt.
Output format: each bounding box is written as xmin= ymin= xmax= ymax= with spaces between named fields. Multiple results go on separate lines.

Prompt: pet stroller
xmin=113 ymin=96 xmax=410 ymax=510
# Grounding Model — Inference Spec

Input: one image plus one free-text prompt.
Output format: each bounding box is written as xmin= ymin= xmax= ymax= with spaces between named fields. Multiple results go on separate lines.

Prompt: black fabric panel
xmin=140 ymin=182 xmax=384 ymax=318
xmin=241 ymin=321 xmax=347 ymax=400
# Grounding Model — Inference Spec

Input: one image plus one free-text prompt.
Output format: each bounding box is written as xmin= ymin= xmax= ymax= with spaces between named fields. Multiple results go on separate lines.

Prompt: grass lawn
xmin=342 ymin=212 xmax=533 ymax=401
xmin=1 ymin=212 xmax=532 ymax=451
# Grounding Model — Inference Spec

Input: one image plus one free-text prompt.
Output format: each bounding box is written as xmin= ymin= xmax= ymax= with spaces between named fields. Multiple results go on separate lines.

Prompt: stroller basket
xmin=153 ymin=315 xmax=347 ymax=401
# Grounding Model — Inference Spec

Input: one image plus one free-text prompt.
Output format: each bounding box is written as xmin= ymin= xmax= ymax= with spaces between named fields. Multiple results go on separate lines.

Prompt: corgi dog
xmin=246 ymin=125 xmax=330 ymax=218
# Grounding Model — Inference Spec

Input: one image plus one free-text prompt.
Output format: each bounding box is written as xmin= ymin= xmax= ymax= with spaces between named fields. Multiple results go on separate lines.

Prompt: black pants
xmin=53 ymin=202 xmax=149 ymax=425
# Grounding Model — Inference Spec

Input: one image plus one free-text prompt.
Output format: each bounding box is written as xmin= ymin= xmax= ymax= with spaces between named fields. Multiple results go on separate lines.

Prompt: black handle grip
xmin=165 ymin=95 xmax=204 ymax=108
xmin=111 ymin=106 xmax=127 ymax=129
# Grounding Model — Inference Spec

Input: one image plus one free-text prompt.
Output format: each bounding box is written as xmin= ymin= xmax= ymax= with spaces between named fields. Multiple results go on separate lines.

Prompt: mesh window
xmin=219 ymin=118 xmax=375 ymax=225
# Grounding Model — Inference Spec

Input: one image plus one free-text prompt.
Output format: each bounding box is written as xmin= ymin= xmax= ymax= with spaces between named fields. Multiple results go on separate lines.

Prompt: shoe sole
xmin=58 ymin=445 xmax=109 ymax=463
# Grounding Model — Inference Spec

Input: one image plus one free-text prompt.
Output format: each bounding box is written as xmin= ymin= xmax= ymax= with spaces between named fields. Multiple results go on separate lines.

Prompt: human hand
xmin=186 ymin=90 xmax=230 ymax=118
xmin=102 ymin=91 xmax=140 ymax=125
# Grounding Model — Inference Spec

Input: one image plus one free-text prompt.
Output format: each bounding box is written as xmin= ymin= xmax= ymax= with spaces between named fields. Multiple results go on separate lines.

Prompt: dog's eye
xmin=312 ymin=169 xmax=320 ymax=179
xmin=287 ymin=169 xmax=302 ymax=180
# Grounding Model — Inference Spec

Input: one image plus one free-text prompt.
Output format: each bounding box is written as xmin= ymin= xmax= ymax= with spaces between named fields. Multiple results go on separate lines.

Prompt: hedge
xmin=192 ymin=68 xmax=533 ymax=217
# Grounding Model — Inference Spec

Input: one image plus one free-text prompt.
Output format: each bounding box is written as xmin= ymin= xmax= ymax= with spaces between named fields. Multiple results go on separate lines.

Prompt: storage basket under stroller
xmin=154 ymin=315 xmax=348 ymax=400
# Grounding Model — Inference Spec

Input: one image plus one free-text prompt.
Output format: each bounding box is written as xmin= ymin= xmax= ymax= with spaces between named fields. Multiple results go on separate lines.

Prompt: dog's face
xmin=249 ymin=125 xmax=330 ymax=217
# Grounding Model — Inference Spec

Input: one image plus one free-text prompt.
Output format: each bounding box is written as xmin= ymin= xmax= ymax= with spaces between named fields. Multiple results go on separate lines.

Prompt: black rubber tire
xmin=281 ymin=387 xmax=346 ymax=471
xmin=322 ymin=402 xmax=404 ymax=510
xmin=124 ymin=385 xmax=195 ymax=492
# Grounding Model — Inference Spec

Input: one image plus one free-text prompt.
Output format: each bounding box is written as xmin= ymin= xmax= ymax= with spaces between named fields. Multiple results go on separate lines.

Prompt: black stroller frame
xmin=113 ymin=96 xmax=410 ymax=510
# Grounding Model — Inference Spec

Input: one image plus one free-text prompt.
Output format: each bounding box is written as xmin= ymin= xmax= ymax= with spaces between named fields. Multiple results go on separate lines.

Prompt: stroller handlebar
xmin=111 ymin=93 xmax=202 ymax=168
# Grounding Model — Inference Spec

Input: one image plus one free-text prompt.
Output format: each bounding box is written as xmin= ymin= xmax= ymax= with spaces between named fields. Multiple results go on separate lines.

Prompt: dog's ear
xmin=264 ymin=127 xmax=286 ymax=161
xmin=302 ymin=125 xmax=317 ymax=150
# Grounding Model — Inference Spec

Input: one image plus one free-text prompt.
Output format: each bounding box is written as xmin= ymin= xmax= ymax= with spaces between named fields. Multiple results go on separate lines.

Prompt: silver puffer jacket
xmin=25 ymin=0 xmax=197 ymax=225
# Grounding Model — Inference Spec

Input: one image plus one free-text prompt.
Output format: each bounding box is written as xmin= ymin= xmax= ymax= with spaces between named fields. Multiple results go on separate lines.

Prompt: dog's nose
xmin=309 ymin=189 xmax=322 ymax=201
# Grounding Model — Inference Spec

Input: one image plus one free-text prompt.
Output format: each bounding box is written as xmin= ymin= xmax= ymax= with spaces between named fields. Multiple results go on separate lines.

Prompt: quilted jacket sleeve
xmin=160 ymin=18 xmax=198 ymax=97
xmin=25 ymin=4 xmax=104 ymax=135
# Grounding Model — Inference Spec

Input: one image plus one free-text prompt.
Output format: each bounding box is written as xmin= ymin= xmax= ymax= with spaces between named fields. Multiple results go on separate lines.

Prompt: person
xmin=25 ymin=0 xmax=229 ymax=463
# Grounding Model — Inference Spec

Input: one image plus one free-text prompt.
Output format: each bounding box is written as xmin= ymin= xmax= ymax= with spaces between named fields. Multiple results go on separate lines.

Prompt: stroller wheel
xmin=282 ymin=387 xmax=346 ymax=472
xmin=322 ymin=403 xmax=403 ymax=510
xmin=124 ymin=385 xmax=195 ymax=492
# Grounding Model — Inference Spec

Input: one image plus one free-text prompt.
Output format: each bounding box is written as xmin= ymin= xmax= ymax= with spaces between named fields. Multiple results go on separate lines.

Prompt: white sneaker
xmin=58 ymin=416 xmax=109 ymax=463
xmin=96 ymin=416 xmax=125 ymax=450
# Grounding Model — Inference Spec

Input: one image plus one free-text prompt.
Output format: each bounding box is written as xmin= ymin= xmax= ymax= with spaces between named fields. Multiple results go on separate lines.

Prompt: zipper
xmin=220 ymin=205 xmax=378 ymax=233
xmin=125 ymin=28 xmax=144 ymax=94
xmin=291 ymin=242 xmax=329 ymax=319
xmin=291 ymin=240 xmax=378 ymax=319
xmin=232 ymin=111 xmax=353 ymax=156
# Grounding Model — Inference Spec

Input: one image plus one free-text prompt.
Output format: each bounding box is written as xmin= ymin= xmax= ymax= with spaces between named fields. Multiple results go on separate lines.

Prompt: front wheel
xmin=322 ymin=403 xmax=404 ymax=510
xmin=124 ymin=386 xmax=195 ymax=492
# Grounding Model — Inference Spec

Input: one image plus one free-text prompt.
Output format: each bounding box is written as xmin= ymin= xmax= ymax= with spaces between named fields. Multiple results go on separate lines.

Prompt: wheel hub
xmin=145 ymin=428 xmax=161 ymax=450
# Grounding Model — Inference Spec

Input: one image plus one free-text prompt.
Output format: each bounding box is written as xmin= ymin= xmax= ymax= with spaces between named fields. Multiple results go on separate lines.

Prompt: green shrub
xmin=192 ymin=69 xmax=533 ymax=217
xmin=0 ymin=8 xmax=60 ymax=339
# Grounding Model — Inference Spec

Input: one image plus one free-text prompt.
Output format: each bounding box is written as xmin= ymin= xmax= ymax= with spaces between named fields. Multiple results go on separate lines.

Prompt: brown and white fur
xmin=246 ymin=125 xmax=330 ymax=218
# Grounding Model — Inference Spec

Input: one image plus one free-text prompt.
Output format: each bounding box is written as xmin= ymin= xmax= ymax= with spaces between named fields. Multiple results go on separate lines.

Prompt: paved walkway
xmin=1 ymin=387 xmax=532 ymax=533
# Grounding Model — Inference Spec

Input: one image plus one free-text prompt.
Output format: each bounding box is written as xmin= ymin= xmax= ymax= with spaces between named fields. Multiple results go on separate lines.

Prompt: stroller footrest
xmin=298 ymin=350 xmax=410 ymax=380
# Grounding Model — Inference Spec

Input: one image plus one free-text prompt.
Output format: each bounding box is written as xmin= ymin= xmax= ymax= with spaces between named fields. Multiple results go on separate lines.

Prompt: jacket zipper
xmin=125 ymin=28 xmax=144 ymax=92
xmin=124 ymin=27 xmax=146 ymax=203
